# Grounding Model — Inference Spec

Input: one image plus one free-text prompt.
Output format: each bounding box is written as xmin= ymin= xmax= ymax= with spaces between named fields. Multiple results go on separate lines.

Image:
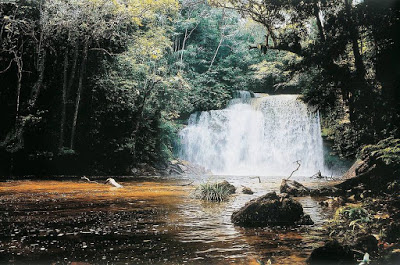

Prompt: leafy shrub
xmin=360 ymin=137 xmax=400 ymax=167
xmin=334 ymin=205 xmax=371 ymax=230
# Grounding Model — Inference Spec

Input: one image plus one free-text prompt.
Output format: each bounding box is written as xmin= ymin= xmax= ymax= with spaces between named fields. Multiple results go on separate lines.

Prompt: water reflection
xmin=0 ymin=177 xmax=335 ymax=264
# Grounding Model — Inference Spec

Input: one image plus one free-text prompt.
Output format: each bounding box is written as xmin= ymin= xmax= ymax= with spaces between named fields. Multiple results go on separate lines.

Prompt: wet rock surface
xmin=164 ymin=159 xmax=209 ymax=176
xmin=128 ymin=159 xmax=209 ymax=176
xmin=280 ymin=179 xmax=310 ymax=196
xmin=242 ymin=186 xmax=254 ymax=194
xmin=231 ymin=192 xmax=314 ymax=227
xmin=319 ymin=197 xmax=345 ymax=208
xmin=218 ymin=180 xmax=236 ymax=194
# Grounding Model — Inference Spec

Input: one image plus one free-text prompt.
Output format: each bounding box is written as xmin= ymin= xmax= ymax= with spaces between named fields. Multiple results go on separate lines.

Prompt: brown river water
xmin=0 ymin=176 xmax=337 ymax=265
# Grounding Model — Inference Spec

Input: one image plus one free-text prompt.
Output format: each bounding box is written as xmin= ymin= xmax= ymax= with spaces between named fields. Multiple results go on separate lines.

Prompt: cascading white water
xmin=179 ymin=92 xmax=327 ymax=176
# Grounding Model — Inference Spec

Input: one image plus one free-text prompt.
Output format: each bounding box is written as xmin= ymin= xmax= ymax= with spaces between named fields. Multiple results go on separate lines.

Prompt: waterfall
xmin=179 ymin=92 xmax=328 ymax=176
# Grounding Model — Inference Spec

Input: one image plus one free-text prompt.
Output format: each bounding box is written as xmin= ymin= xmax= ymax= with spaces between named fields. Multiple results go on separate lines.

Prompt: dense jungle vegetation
xmin=0 ymin=0 xmax=399 ymax=175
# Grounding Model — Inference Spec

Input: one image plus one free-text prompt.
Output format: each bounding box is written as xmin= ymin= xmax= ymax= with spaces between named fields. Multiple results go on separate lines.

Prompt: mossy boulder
xmin=336 ymin=137 xmax=400 ymax=193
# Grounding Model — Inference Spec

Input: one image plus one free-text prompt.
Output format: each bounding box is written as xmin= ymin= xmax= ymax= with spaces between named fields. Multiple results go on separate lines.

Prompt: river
xmin=0 ymin=176 xmax=337 ymax=264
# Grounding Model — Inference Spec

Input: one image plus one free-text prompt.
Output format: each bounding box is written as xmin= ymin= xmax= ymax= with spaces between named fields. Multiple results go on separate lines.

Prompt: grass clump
xmin=196 ymin=182 xmax=233 ymax=202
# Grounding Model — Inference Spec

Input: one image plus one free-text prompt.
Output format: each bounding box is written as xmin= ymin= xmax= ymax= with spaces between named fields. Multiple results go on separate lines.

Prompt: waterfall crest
xmin=179 ymin=92 xmax=327 ymax=176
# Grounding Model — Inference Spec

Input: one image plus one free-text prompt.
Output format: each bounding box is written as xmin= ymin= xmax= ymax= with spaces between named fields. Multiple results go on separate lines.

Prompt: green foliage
xmin=334 ymin=205 xmax=371 ymax=231
xmin=360 ymin=137 xmax=400 ymax=167
xmin=158 ymin=118 xmax=183 ymax=162
xmin=1 ymin=0 xmax=399 ymax=175
xmin=212 ymin=0 xmax=400 ymax=156
xmin=195 ymin=182 xmax=232 ymax=202
xmin=338 ymin=206 xmax=370 ymax=222
xmin=299 ymin=68 xmax=339 ymax=112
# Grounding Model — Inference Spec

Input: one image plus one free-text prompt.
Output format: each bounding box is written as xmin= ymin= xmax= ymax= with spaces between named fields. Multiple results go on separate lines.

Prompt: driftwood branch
xmin=250 ymin=176 xmax=261 ymax=183
xmin=287 ymin=160 xmax=301 ymax=180
xmin=81 ymin=176 xmax=100 ymax=184
xmin=311 ymin=170 xmax=323 ymax=179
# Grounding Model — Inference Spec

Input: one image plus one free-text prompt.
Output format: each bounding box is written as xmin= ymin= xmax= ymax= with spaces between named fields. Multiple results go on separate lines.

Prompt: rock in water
xmin=280 ymin=179 xmax=310 ymax=196
xmin=242 ymin=186 xmax=254 ymax=194
xmin=307 ymin=240 xmax=355 ymax=265
xmin=231 ymin=192 xmax=313 ymax=226
xmin=105 ymin=178 xmax=123 ymax=188
xmin=218 ymin=180 xmax=236 ymax=194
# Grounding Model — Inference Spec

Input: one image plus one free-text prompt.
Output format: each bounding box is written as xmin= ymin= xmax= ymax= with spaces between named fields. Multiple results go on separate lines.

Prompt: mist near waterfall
xmin=179 ymin=92 xmax=333 ymax=177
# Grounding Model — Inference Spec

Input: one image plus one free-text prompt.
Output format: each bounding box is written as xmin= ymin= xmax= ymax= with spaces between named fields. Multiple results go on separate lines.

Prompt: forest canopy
xmin=0 ymin=0 xmax=399 ymax=175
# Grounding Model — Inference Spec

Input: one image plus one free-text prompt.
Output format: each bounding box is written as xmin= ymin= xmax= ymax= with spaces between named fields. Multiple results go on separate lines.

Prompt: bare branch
xmin=0 ymin=59 xmax=14 ymax=74
xmin=287 ymin=160 xmax=301 ymax=180
xmin=89 ymin=47 xmax=115 ymax=56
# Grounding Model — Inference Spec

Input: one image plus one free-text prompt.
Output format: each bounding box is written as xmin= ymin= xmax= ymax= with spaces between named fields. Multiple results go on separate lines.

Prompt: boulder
xmin=298 ymin=214 xmax=314 ymax=225
xmin=307 ymin=240 xmax=355 ymax=265
xmin=280 ymin=179 xmax=310 ymax=196
xmin=354 ymin=235 xmax=378 ymax=253
xmin=310 ymin=187 xmax=341 ymax=197
xmin=166 ymin=159 xmax=209 ymax=176
xmin=231 ymin=192 xmax=313 ymax=227
xmin=242 ymin=186 xmax=254 ymax=195
xmin=342 ymin=159 xmax=364 ymax=179
xmin=218 ymin=180 xmax=236 ymax=194
xmin=177 ymin=164 xmax=188 ymax=172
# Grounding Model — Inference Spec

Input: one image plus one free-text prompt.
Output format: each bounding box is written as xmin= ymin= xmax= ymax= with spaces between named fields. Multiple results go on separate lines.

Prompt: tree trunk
xmin=313 ymin=1 xmax=326 ymax=42
xmin=209 ymin=36 xmax=224 ymax=71
xmin=209 ymin=9 xmax=225 ymax=71
xmin=131 ymin=79 xmax=159 ymax=163
xmin=29 ymin=48 xmax=46 ymax=110
xmin=180 ymin=28 xmax=188 ymax=68
xmin=70 ymin=38 xmax=89 ymax=150
xmin=179 ymin=22 xmax=199 ymax=70
xmin=344 ymin=0 xmax=366 ymax=79
xmin=12 ymin=50 xmax=23 ymax=121
xmin=59 ymin=50 xmax=68 ymax=152
xmin=67 ymin=42 xmax=79 ymax=96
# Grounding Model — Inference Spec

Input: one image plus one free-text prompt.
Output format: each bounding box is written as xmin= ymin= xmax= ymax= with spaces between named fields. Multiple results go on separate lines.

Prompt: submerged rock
xmin=242 ymin=186 xmax=254 ymax=195
xmin=307 ymin=240 xmax=355 ymax=265
xmin=231 ymin=192 xmax=313 ymax=227
xmin=280 ymin=179 xmax=310 ymax=196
